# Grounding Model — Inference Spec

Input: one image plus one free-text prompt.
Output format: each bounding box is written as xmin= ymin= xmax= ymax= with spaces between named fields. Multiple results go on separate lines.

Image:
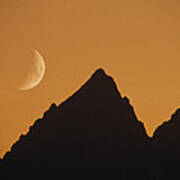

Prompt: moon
xmin=18 ymin=49 xmax=46 ymax=91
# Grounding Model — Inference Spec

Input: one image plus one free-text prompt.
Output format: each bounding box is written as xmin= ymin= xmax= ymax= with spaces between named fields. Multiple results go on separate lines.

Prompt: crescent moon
xmin=18 ymin=49 xmax=46 ymax=91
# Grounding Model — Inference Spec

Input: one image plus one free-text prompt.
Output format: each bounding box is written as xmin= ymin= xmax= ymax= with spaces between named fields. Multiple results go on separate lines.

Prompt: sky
xmin=1 ymin=0 xmax=180 ymax=157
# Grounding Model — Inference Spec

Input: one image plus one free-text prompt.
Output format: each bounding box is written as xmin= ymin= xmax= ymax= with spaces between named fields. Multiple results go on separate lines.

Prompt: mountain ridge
xmin=1 ymin=68 xmax=180 ymax=179
xmin=4 ymin=68 xmax=149 ymax=157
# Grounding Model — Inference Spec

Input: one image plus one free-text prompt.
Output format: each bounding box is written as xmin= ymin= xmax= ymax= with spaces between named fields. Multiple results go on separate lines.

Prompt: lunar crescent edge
xmin=18 ymin=49 xmax=46 ymax=91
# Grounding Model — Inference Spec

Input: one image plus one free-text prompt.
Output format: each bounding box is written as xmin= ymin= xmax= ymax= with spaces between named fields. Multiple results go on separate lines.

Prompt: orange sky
xmin=1 ymin=0 xmax=180 ymax=157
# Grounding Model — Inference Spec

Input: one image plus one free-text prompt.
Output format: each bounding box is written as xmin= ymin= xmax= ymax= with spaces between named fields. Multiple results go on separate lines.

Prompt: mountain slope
xmin=151 ymin=109 xmax=180 ymax=179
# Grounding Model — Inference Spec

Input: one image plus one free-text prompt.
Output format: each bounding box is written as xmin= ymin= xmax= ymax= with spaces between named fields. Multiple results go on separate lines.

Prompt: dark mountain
xmin=2 ymin=68 xmax=180 ymax=179
xmin=2 ymin=69 xmax=150 ymax=179
xmin=151 ymin=109 xmax=180 ymax=179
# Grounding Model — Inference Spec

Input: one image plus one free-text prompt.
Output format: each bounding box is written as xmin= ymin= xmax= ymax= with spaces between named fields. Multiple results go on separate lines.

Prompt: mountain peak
xmin=2 ymin=68 xmax=150 ymax=179
xmin=91 ymin=68 xmax=106 ymax=77
xmin=90 ymin=68 xmax=112 ymax=83
xmin=82 ymin=68 xmax=122 ymax=99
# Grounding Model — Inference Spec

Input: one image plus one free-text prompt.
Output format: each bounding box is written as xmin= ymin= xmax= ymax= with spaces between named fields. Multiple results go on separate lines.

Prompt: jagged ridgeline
xmin=1 ymin=69 xmax=180 ymax=179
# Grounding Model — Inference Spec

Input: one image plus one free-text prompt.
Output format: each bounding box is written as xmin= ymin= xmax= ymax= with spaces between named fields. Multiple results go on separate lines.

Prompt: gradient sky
xmin=1 ymin=0 xmax=180 ymax=157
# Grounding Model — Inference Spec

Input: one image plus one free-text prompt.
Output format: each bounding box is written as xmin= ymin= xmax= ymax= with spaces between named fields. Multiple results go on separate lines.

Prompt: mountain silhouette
xmin=151 ymin=109 xmax=180 ymax=179
xmin=1 ymin=68 xmax=180 ymax=179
